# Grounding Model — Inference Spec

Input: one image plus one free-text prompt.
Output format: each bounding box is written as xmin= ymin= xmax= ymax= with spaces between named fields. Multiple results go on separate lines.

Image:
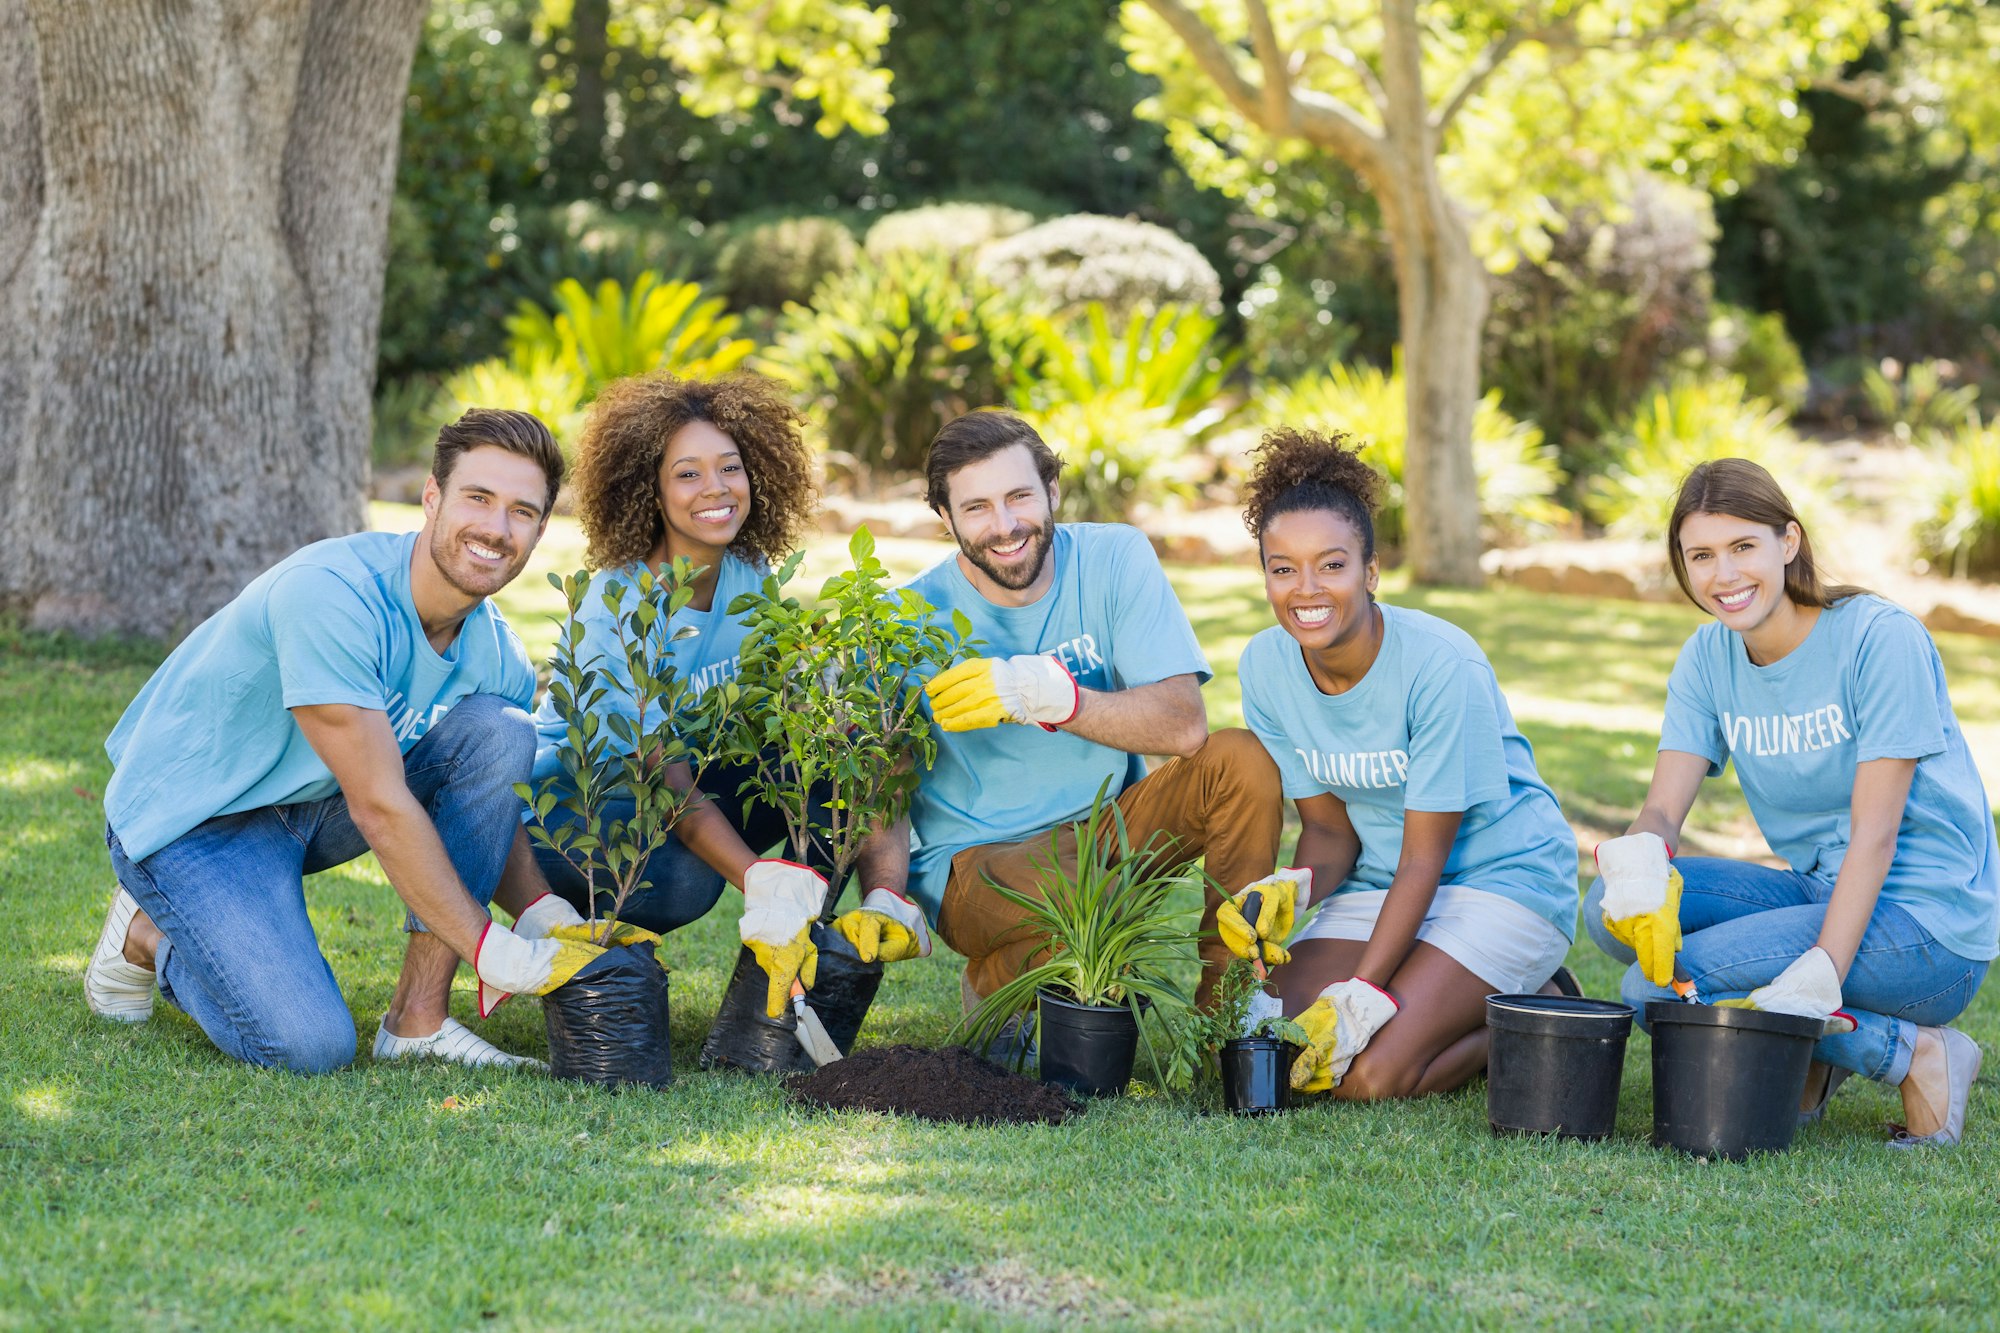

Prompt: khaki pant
xmin=937 ymin=728 xmax=1282 ymax=1005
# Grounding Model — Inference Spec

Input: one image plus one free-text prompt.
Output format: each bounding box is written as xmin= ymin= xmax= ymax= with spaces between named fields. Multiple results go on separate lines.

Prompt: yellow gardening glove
xmin=1216 ymin=868 xmax=1312 ymax=967
xmin=924 ymin=654 xmax=1078 ymax=732
xmin=1596 ymin=833 xmax=1684 ymax=988
xmin=473 ymin=923 xmax=608 ymax=1017
xmin=550 ymin=922 xmax=664 ymax=952
xmin=832 ymin=888 xmax=932 ymax=964
xmin=1288 ymin=979 xmax=1398 ymax=1093
xmin=747 ymin=928 xmax=818 ymax=1019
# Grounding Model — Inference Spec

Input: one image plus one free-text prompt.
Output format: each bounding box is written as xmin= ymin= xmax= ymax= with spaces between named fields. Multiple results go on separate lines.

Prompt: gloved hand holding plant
xmin=1289 ymin=978 xmax=1398 ymax=1093
xmin=1596 ymin=832 xmax=1684 ymax=987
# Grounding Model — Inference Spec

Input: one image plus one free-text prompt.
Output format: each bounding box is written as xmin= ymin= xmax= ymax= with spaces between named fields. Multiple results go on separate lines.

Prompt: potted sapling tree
xmin=697 ymin=526 xmax=969 ymax=1073
xmin=516 ymin=559 xmax=740 ymax=1088
xmin=1162 ymin=957 xmax=1310 ymax=1114
xmin=956 ymin=782 xmax=1205 ymax=1098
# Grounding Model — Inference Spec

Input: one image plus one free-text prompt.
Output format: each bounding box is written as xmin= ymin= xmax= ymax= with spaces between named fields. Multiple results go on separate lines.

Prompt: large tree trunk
xmin=0 ymin=0 xmax=425 ymax=638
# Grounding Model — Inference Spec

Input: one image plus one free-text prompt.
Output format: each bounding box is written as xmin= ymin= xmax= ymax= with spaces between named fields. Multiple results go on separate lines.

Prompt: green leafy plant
xmin=1914 ymin=417 xmax=2000 ymax=579
xmin=1862 ymin=358 xmax=1981 ymax=442
xmin=506 ymin=271 xmax=755 ymax=396
xmin=515 ymin=560 xmax=738 ymax=943
xmin=1262 ymin=358 xmax=1570 ymax=550
xmin=717 ymin=215 xmax=860 ymax=310
xmin=702 ymin=528 xmax=971 ymax=911
xmin=1588 ymin=374 xmax=1829 ymax=541
xmin=1158 ymin=958 xmax=1307 ymax=1093
xmin=1014 ymin=302 xmax=1241 ymax=522
xmin=1704 ymin=305 xmax=1808 ymax=416
xmin=430 ymin=348 xmax=587 ymax=458
xmin=952 ymin=783 xmax=1204 ymax=1071
xmin=759 ymin=253 xmax=1044 ymax=479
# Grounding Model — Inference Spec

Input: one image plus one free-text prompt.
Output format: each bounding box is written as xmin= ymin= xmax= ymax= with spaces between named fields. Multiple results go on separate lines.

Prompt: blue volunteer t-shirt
xmin=902 ymin=524 xmax=1211 ymax=920
xmin=530 ymin=552 xmax=767 ymax=782
xmin=105 ymin=531 xmax=536 ymax=862
xmin=1239 ymin=605 xmax=1578 ymax=939
xmin=1661 ymin=594 xmax=2000 ymax=961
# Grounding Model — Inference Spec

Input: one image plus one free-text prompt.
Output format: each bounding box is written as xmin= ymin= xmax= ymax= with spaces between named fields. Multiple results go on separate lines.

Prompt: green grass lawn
xmin=6 ymin=512 xmax=2000 ymax=1329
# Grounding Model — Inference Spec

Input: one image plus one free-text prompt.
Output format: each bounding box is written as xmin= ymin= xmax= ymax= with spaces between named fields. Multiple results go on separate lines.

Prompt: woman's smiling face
xmin=655 ymin=418 xmax=751 ymax=557
xmin=1675 ymin=509 xmax=1801 ymax=635
xmin=1261 ymin=507 xmax=1378 ymax=653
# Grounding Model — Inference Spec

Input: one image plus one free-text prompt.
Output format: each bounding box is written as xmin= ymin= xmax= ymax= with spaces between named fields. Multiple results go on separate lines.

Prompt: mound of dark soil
xmin=786 ymin=1045 xmax=1081 ymax=1126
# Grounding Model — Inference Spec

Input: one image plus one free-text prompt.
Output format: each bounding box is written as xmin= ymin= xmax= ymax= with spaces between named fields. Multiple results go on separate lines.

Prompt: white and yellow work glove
xmin=474 ymin=921 xmax=607 ymax=1018
xmin=740 ymin=859 xmax=827 ymax=1018
xmin=924 ymin=654 xmax=1079 ymax=732
xmin=1216 ymin=868 xmax=1312 ymax=968
xmin=1717 ymin=946 xmax=1858 ymax=1034
xmin=1596 ymin=832 xmax=1685 ymax=988
xmin=1289 ymin=978 xmax=1398 ymax=1093
xmin=515 ymin=891 xmax=661 ymax=948
xmin=832 ymin=888 xmax=932 ymax=964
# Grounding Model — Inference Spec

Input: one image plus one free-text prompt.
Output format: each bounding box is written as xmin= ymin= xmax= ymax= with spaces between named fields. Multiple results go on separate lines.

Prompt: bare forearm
xmin=1294 ymin=823 xmax=1360 ymax=901
xmin=1818 ymin=833 xmax=1895 ymax=975
xmin=1355 ymin=874 xmax=1436 ymax=988
xmin=672 ymin=794 xmax=758 ymax=891
xmin=1061 ymin=676 xmax=1206 ymax=756
xmin=353 ymin=797 xmax=491 ymax=957
xmin=855 ymin=817 xmax=912 ymax=894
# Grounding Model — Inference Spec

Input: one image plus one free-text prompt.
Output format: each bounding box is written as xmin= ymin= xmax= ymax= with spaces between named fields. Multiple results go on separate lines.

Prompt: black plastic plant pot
xmin=1486 ymin=994 xmax=1634 ymax=1140
xmin=542 ymin=940 xmax=673 ymax=1090
xmin=698 ymin=922 xmax=883 ymax=1074
xmin=1037 ymin=990 xmax=1141 ymax=1098
xmin=1647 ymin=1001 xmax=1822 ymax=1160
xmin=1219 ymin=1036 xmax=1301 ymax=1115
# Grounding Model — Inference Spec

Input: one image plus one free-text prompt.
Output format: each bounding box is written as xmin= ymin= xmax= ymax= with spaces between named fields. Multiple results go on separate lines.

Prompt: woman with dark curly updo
xmin=1227 ymin=428 xmax=1579 ymax=1101
xmin=520 ymin=373 xmax=900 ymax=944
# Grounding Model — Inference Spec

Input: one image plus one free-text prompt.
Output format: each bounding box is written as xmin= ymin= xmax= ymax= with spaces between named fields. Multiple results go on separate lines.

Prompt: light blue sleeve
xmin=1850 ymin=611 xmax=1948 ymax=764
xmin=268 ymin=567 xmax=390 ymax=711
xmin=1104 ymin=528 xmax=1211 ymax=687
xmin=1660 ymin=631 xmax=1727 ymax=776
xmin=1239 ymin=640 xmax=1318 ymax=799
xmin=1402 ymin=648 xmax=1505 ymax=814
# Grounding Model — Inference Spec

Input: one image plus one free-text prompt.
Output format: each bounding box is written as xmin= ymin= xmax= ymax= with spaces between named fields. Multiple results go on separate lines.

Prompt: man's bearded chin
xmin=960 ymin=519 xmax=1053 ymax=591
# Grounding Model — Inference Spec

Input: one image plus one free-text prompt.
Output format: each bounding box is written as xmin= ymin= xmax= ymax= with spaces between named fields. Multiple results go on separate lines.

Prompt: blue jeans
xmin=1583 ymin=857 xmax=1989 ymax=1084
xmin=529 ymin=757 xmax=837 ymax=934
xmin=106 ymin=693 xmax=534 ymax=1075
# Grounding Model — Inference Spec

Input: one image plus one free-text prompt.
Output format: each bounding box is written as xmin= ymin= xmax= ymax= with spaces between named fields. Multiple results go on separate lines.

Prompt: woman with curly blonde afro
xmin=522 ymin=373 xmax=918 ymax=952
xmin=1225 ymin=427 xmax=1579 ymax=1101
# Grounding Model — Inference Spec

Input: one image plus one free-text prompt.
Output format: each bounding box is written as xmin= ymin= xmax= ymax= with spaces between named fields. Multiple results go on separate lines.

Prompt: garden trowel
xmin=789 ymin=977 xmax=843 ymax=1066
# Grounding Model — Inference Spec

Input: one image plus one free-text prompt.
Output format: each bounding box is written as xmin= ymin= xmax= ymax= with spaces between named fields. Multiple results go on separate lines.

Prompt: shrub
xmin=371 ymin=373 xmax=445 ymax=472
xmin=1705 ymin=305 xmax=1808 ymax=416
xmin=1914 ymin=418 xmax=2000 ymax=578
xmin=430 ymin=350 xmax=587 ymax=454
xmin=505 ymin=272 xmax=755 ymax=397
xmin=1014 ymin=302 xmax=1240 ymax=521
xmin=759 ymin=253 xmax=1044 ymax=478
xmin=976 ymin=213 xmax=1222 ymax=319
xmin=1261 ymin=360 xmax=1569 ymax=550
xmin=1589 ymin=375 xmax=1830 ymax=541
xmin=1485 ymin=174 xmax=1716 ymax=464
xmin=716 ymin=215 xmax=860 ymax=311
xmin=863 ymin=203 xmax=1036 ymax=263
xmin=1861 ymin=358 xmax=1981 ymax=442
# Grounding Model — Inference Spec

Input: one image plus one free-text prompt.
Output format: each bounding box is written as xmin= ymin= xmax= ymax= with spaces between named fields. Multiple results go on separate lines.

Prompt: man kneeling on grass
xmin=877 ymin=411 xmax=1290 ymax=1038
xmin=86 ymin=410 xmax=612 ymax=1074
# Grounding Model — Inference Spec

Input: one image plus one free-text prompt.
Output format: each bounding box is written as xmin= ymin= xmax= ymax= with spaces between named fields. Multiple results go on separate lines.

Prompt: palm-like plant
xmin=953 ymin=783 xmax=1203 ymax=1067
xmin=506 ymin=272 xmax=755 ymax=396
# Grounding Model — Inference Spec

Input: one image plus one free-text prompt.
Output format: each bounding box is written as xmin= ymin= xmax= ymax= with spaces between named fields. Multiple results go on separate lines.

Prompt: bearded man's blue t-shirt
xmin=901 ymin=523 xmax=1210 ymax=920
xmin=104 ymin=530 xmax=536 ymax=862
xmin=1661 ymin=594 xmax=2000 ymax=961
xmin=529 ymin=552 xmax=767 ymax=783
xmin=1238 ymin=605 xmax=1578 ymax=939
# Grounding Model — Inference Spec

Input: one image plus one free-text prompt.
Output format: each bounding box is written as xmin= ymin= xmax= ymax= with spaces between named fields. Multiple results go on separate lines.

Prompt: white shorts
xmin=1291 ymin=885 xmax=1571 ymax=995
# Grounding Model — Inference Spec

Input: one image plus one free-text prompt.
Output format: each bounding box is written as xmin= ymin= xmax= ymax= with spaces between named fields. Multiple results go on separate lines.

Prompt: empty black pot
xmin=1486 ymin=994 xmax=1634 ymax=1140
xmin=698 ymin=922 xmax=883 ymax=1074
xmin=1219 ymin=1036 xmax=1302 ymax=1114
xmin=1648 ymin=1001 xmax=1822 ymax=1159
xmin=1038 ymin=990 xmax=1140 ymax=1097
xmin=542 ymin=940 xmax=673 ymax=1089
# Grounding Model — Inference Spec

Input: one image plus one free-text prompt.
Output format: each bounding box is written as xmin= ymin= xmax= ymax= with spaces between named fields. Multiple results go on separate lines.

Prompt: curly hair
xmin=1239 ymin=427 xmax=1381 ymax=561
xmin=570 ymin=372 xmax=818 ymax=571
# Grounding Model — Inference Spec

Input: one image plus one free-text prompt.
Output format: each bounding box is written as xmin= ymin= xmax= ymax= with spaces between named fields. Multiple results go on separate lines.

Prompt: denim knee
xmin=1580 ymin=877 xmax=1635 ymax=964
xmin=425 ymin=692 xmax=535 ymax=780
xmin=254 ymin=1005 xmax=357 ymax=1076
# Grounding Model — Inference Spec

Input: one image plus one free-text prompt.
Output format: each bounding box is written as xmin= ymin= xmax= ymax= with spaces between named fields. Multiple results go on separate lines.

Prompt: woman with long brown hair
xmin=1587 ymin=458 xmax=1995 ymax=1146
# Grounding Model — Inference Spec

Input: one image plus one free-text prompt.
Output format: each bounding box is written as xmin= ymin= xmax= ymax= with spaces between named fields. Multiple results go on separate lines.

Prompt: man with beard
xmin=86 ymin=410 xmax=608 ymax=1073
xmin=894 ymin=410 xmax=1288 ymax=1018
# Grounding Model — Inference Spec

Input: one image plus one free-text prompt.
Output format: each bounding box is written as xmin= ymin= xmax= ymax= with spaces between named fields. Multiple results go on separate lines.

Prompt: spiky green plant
xmin=952 ymin=782 xmax=1203 ymax=1072
xmin=1261 ymin=358 xmax=1569 ymax=549
xmin=1915 ymin=417 xmax=2000 ymax=579
xmin=431 ymin=348 xmax=586 ymax=454
xmin=1862 ymin=358 xmax=1980 ymax=442
xmin=506 ymin=271 xmax=754 ymax=396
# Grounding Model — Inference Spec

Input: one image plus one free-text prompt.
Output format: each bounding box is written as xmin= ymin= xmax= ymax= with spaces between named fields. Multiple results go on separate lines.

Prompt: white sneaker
xmin=85 ymin=888 xmax=155 ymax=1023
xmin=371 ymin=1017 xmax=547 ymax=1072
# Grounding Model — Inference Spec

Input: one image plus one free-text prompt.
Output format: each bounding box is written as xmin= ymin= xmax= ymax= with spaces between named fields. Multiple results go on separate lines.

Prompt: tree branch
xmin=1433 ymin=28 xmax=1527 ymax=135
xmin=1244 ymin=0 xmax=1290 ymax=132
